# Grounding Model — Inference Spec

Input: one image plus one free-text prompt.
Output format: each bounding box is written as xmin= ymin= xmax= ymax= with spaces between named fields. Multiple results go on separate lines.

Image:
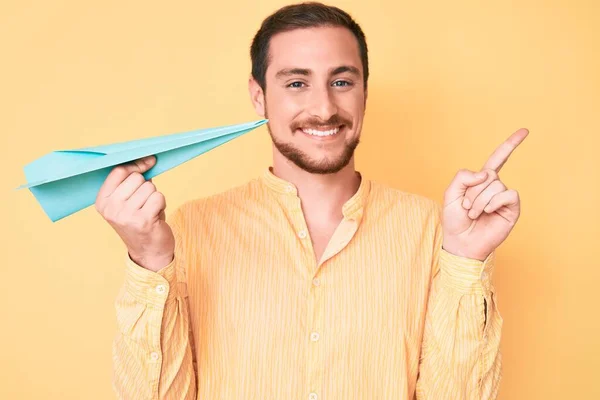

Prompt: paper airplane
xmin=17 ymin=119 xmax=268 ymax=222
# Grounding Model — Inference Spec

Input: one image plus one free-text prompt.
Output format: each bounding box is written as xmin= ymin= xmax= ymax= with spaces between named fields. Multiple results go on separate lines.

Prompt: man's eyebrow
xmin=275 ymin=68 xmax=312 ymax=79
xmin=331 ymin=65 xmax=361 ymax=77
xmin=274 ymin=66 xmax=361 ymax=80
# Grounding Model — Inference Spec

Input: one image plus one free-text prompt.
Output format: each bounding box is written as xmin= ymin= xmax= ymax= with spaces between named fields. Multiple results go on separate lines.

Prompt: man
xmin=96 ymin=2 xmax=527 ymax=399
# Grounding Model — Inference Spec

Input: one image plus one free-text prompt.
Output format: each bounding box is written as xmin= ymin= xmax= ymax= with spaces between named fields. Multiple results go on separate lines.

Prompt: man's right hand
xmin=95 ymin=155 xmax=175 ymax=272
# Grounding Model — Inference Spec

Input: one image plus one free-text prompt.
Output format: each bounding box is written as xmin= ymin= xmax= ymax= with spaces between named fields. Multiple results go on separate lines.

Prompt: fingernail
xmin=469 ymin=209 xmax=478 ymax=219
xmin=478 ymin=171 xmax=488 ymax=179
xmin=484 ymin=206 xmax=491 ymax=213
xmin=462 ymin=198 xmax=471 ymax=209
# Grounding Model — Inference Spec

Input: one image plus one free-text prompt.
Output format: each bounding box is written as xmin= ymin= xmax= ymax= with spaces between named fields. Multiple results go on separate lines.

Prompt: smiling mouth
xmin=300 ymin=126 xmax=343 ymax=137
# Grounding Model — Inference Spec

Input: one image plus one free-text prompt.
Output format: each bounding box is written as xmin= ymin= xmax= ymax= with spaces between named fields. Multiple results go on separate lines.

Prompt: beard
xmin=265 ymin=111 xmax=360 ymax=175
xmin=270 ymin=132 xmax=360 ymax=174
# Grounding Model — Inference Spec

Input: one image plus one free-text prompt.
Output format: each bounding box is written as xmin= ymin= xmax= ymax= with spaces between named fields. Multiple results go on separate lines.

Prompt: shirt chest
xmin=186 ymin=221 xmax=433 ymax=346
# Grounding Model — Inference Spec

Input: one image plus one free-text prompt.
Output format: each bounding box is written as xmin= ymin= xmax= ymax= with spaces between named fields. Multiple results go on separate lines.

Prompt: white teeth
xmin=302 ymin=127 xmax=340 ymax=137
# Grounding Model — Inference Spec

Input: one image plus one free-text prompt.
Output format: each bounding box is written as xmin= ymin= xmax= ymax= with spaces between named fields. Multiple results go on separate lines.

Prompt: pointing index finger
xmin=482 ymin=128 xmax=529 ymax=172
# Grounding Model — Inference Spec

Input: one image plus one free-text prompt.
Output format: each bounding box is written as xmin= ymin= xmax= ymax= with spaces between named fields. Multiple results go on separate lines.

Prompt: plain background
xmin=2 ymin=0 xmax=599 ymax=398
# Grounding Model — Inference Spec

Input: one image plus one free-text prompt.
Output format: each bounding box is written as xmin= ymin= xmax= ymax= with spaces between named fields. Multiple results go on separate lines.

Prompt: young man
xmin=97 ymin=3 xmax=527 ymax=399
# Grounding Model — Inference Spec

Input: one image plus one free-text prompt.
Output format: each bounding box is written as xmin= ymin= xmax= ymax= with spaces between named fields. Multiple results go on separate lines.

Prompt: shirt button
xmin=298 ymin=230 xmax=308 ymax=239
xmin=285 ymin=185 xmax=294 ymax=193
xmin=310 ymin=332 xmax=320 ymax=342
xmin=150 ymin=352 xmax=160 ymax=361
xmin=309 ymin=393 xmax=318 ymax=400
xmin=312 ymin=278 xmax=320 ymax=287
xmin=155 ymin=284 xmax=166 ymax=295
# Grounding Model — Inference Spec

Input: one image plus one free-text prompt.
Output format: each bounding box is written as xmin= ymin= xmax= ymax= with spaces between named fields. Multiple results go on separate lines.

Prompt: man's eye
xmin=288 ymin=82 xmax=305 ymax=88
xmin=332 ymin=80 xmax=352 ymax=87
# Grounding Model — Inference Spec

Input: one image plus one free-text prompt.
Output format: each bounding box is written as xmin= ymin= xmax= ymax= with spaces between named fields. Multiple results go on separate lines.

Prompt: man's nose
xmin=307 ymin=86 xmax=338 ymax=122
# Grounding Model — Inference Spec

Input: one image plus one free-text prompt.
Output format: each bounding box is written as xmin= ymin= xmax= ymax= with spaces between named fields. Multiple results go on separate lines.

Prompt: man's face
xmin=250 ymin=26 xmax=367 ymax=174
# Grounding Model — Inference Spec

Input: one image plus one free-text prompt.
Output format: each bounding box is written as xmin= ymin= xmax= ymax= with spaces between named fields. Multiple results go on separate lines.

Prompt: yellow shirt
xmin=112 ymin=169 xmax=502 ymax=399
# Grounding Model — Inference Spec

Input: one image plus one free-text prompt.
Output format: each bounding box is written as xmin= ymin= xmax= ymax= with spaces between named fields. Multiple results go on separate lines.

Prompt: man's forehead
xmin=267 ymin=26 xmax=362 ymax=74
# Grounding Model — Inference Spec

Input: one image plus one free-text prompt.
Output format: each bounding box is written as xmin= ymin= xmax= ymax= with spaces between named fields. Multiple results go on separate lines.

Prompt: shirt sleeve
xmin=416 ymin=205 xmax=503 ymax=399
xmin=112 ymin=207 xmax=197 ymax=400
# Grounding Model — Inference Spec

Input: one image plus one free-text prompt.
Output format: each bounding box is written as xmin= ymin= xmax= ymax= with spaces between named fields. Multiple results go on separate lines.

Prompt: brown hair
xmin=250 ymin=2 xmax=369 ymax=91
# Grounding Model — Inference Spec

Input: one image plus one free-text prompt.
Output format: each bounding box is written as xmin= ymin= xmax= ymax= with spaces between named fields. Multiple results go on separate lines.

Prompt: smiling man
xmin=99 ymin=2 xmax=527 ymax=399
xmin=253 ymin=26 xmax=363 ymax=177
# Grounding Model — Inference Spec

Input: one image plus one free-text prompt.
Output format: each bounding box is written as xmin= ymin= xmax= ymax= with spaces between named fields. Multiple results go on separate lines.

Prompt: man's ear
xmin=248 ymin=76 xmax=266 ymax=117
xmin=364 ymin=87 xmax=368 ymax=110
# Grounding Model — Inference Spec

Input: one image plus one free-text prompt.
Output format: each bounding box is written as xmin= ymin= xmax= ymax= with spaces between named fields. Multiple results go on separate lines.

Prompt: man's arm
xmin=112 ymin=207 xmax=197 ymax=399
xmin=416 ymin=127 xmax=528 ymax=398
xmin=416 ymin=216 xmax=503 ymax=399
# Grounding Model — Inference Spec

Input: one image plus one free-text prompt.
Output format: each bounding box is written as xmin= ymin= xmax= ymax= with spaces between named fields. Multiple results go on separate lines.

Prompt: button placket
xmin=278 ymin=185 xmax=323 ymax=394
xmin=306 ymin=261 xmax=324 ymax=397
xmin=286 ymin=196 xmax=317 ymax=269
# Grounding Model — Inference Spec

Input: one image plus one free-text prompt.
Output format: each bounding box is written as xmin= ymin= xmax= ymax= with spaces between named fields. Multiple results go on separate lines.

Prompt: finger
xmin=444 ymin=169 xmax=489 ymax=205
xmin=467 ymin=180 xmax=507 ymax=219
xmin=482 ymin=128 xmax=529 ymax=173
xmin=97 ymin=155 xmax=156 ymax=199
xmin=140 ymin=191 xmax=166 ymax=218
xmin=484 ymin=189 xmax=520 ymax=215
xmin=462 ymin=169 xmax=499 ymax=210
xmin=110 ymin=172 xmax=147 ymax=202
xmin=126 ymin=181 xmax=157 ymax=210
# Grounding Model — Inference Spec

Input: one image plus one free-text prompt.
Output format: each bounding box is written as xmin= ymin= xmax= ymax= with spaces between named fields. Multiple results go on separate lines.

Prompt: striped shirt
xmin=112 ymin=168 xmax=502 ymax=399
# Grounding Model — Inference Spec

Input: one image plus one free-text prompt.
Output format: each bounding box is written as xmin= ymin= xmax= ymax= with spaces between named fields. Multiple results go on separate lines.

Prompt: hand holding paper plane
xmin=17 ymin=119 xmax=268 ymax=222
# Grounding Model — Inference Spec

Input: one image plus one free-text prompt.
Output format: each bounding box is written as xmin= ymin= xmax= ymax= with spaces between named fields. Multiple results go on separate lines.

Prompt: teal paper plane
xmin=17 ymin=119 xmax=268 ymax=222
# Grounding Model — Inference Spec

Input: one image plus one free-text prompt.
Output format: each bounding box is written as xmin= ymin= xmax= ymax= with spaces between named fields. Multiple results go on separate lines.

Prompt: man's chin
xmin=288 ymin=155 xmax=354 ymax=175
xmin=299 ymin=164 xmax=346 ymax=175
xmin=271 ymin=134 xmax=359 ymax=175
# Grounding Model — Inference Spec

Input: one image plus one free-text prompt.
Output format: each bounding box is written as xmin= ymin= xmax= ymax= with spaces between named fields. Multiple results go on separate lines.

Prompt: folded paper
xmin=17 ymin=119 xmax=268 ymax=222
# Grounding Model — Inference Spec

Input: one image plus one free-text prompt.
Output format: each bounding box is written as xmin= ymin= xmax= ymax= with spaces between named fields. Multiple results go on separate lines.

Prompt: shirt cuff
xmin=123 ymin=254 xmax=178 ymax=308
xmin=439 ymin=249 xmax=495 ymax=294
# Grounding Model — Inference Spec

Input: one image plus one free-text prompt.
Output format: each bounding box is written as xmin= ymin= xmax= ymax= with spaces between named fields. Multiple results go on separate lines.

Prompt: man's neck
xmin=271 ymin=154 xmax=361 ymax=224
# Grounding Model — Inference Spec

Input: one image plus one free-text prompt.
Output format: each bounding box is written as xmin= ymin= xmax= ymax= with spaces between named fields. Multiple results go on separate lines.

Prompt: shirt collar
xmin=260 ymin=167 xmax=371 ymax=221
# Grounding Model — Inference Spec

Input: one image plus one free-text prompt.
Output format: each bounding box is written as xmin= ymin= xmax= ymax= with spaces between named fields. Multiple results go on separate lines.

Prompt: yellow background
xmin=1 ymin=0 xmax=598 ymax=398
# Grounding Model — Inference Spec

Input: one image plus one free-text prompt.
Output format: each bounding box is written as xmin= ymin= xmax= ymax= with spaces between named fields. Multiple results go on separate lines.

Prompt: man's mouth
xmin=300 ymin=125 xmax=343 ymax=138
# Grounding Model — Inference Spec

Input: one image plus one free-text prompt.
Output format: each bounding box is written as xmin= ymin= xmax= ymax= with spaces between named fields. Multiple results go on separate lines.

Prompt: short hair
xmin=250 ymin=2 xmax=369 ymax=90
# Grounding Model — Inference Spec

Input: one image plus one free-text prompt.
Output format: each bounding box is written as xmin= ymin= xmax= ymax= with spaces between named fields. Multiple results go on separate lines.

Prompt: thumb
xmin=133 ymin=155 xmax=157 ymax=174
xmin=117 ymin=155 xmax=157 ymax=175
xmin=444 ymin=170 xmax=488 ymax=203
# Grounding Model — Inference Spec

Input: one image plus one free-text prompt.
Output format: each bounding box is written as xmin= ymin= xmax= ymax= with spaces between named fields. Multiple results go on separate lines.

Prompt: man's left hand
xmin=441 ymin=128 xmax=529 ymax=261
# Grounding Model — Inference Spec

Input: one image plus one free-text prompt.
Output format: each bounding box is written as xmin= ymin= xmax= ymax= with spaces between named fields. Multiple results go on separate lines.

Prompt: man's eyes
xmin=286 ymin=80 xmax=354 ymax=88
